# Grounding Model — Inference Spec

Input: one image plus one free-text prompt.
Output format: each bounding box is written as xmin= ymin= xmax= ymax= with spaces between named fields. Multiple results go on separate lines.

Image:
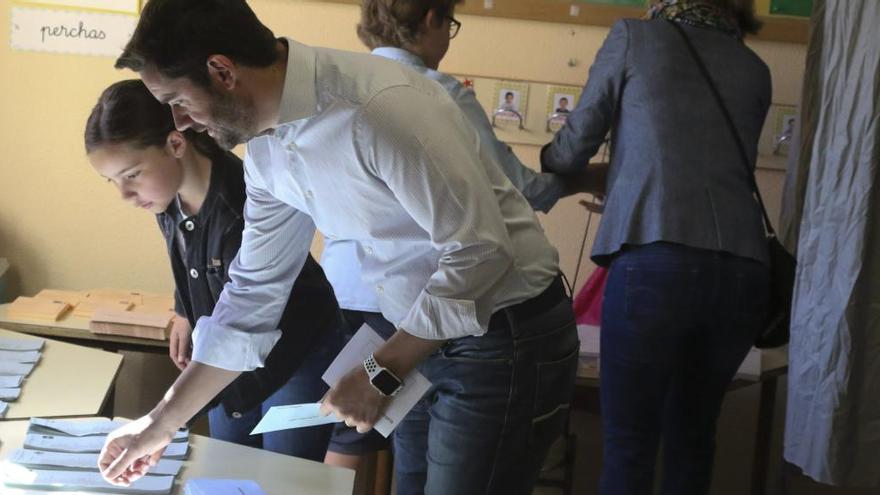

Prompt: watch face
xmin=372 ymin=369 xmax=401 ymax=395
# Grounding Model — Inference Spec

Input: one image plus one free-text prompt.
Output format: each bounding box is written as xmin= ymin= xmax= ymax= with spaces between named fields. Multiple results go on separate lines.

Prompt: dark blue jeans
xmin=394 ymin=294 xmax=579 ymax=495
xmin=599 ymin=242 xmax=769 ymax=495
xmin=207 ymin=324 xmax=342 ymax=461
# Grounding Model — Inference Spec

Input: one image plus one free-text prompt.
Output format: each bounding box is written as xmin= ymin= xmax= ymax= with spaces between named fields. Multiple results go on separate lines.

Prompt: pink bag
xmin=573 ymin=267 xmax=608 ymax=326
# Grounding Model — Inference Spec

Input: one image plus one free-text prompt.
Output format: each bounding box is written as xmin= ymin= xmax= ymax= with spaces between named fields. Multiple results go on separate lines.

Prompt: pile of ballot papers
xmin=0 ymin=335 xmax=44 ymax=418
xmin=1 ymin=417 xmax=189 ymax=494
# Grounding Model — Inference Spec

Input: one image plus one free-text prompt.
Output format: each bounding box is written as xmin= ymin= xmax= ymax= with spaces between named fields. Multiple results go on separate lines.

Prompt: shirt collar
xmin=276 ymin=38 xmax=319 ymax=126
xmin=371 ymin=47 xmax=426 ymax=70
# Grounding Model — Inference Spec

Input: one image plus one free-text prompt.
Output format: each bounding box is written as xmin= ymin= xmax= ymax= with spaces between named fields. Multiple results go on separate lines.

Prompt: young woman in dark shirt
xmin=84 ymin=79 xmax=343 ymax=461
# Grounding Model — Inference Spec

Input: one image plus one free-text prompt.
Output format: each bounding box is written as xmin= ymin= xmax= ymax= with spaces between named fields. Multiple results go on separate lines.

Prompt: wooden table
xmin=572 ymin=325 xmax=788 ymax=495
xmin=0 ymin=419 xmax=355 ymax=494
xmin=0 ymin=304 xmax=167 ymax=354
xmin=0 ymin=328 xmax=123 ymax=420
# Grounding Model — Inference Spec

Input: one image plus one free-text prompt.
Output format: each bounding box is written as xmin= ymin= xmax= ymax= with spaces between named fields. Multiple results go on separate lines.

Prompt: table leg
xmin=750 ymin=377 xmax=778 ymax=495
xmin=99 ymin=382 xmax=116 ymax=418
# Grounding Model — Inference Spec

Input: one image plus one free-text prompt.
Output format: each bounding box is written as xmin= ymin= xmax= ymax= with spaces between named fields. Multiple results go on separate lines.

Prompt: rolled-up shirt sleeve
xmin=354 ymin=87 xmax=516 ymax=340
xmin=190 ymin=147 xmax=316 ymax=371
xmin=541 ymin=19 xmax=630 ymax=172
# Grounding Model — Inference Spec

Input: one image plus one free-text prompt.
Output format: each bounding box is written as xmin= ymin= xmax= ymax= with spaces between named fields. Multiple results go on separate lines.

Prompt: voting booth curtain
xmin=782 ymin=0 xmax=880 ymax=486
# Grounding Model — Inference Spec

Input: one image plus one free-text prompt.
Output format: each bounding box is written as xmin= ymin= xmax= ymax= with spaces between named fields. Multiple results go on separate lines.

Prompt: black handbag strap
xmin=666 ymin=20 xmax=776 ymax=237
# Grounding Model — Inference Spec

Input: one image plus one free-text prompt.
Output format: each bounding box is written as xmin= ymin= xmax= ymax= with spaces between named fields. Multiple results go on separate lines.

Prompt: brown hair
xmin=704 ymin=0 xmax=763 ymax=34
xmin=357 ymin=0 xmax=463 ymax=50
xmin=85 ymin=79 xmax=223 ymax=158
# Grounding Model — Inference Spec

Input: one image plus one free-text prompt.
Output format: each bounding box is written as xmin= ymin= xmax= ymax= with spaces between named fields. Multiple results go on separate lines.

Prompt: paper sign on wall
xmin=10 ymin=6 xmax=137 ymax=57
xmin=17 ymin=0 xmax=140 ymax=15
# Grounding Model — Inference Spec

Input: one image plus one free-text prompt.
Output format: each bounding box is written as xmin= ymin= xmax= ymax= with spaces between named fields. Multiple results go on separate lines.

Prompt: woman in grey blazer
xmin=542 ymin=1 xmax=770 ymax=494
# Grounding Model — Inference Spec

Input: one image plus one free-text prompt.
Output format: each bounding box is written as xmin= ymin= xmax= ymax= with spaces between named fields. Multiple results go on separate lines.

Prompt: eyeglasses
xmin=447 ymin=16 xmax=461 ymax=39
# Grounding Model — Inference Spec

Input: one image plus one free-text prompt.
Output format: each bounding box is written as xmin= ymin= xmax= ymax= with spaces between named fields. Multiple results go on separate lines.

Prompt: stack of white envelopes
xmin=0 ymin=335 xmax=44 ymax=417
xmin=2 ymin=417 xmax=189 ymax=494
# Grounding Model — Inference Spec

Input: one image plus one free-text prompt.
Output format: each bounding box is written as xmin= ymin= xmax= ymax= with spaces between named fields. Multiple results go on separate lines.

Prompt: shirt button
xmin=305 ymin=190 xmax=314 ymax=199
xmin=376 ymin=284 xmax=384 ymax=293
xmin=184 ymin=220 xmax=195 ymax=231
xmin=287 ymin=143 xmax=296 ymax=152
xmin=365 ymin=246 xmax=373 ymax=255
xmin=231 ymin=411 xmax=243 ymax=419
xmin=189 ymin=268 xmax=199 ymax=279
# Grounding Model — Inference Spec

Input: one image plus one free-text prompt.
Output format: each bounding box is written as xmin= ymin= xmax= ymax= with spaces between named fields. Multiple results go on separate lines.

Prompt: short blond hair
xmin=357 ymin=0 xmax=463 ymax=50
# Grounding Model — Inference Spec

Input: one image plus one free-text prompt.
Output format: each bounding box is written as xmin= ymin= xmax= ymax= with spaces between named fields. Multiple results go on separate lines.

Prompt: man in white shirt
xmin=321 ymin=0 xmax=607 ymax=487
xmin=97 ymin=1 xmax=578 ymax=493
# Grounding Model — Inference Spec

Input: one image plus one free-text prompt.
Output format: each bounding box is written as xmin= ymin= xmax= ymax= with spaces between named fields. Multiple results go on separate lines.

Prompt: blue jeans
xmin=599 ymin=242 xmax=769 ymax=495
xmin=207 ymin=326 xmax=342 ymax=461
xmin=394 ymin=291 xmax=579 ymax=495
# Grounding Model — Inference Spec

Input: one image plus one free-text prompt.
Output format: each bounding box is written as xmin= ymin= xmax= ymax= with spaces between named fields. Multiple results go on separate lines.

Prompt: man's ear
xmin=166 ymin=130 xmax=187 ymax=159
xmin=422 ymin=8 xmax=441 ymax=31
xmin=206 ymin=54 xmax=237 ymax=91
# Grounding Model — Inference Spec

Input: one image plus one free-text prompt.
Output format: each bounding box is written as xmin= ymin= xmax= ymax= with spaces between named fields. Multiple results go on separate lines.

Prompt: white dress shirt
xmin=320 ymin=47 xmax=565 ymax=314
xmin=192 ymin=40 xmax=559 ymax=371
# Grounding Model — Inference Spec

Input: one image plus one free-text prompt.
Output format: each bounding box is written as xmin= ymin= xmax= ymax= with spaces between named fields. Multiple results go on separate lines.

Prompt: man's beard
xmin=207 ymin=90 xmax=257 ymax=150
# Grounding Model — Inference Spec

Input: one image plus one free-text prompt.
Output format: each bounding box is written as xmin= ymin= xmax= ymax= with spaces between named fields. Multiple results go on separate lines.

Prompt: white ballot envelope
xmin=0 ymin=361 xmax=35 ymax=376
xmin=2 ymin=468 xmax=173 ymax=494
xmin=0 ymin=375 xmax=23 ymax=388
xmin=0 ymin=350 xmax=41 ymax=363
xmin=9 ymin=448 xmax=183 ymax=476
xmin=250 ymin=403 xmax=341 ymax=435
xmin=184 ymin=478 xmax=267 ymax=495
xmin=0 ymin=336 xmax=44 ymax=351
xmin=29 ymin=417 xmax=189 ymax=442
xmin=24 ymin=433 xmax=189 ymax=459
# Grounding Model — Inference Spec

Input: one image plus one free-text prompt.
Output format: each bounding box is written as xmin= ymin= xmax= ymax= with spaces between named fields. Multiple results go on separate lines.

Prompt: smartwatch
xmin=363 ymin=353 xmax=404 ymax=397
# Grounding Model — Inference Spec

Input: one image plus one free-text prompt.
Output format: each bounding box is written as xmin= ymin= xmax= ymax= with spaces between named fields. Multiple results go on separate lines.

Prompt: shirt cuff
xmin=398 ymin=291 xmax=487 ymax=340
xmin=529 ymin=174 xmax=566 ymax=213
xmin=191 ymin=316 xmax=282 ymax=371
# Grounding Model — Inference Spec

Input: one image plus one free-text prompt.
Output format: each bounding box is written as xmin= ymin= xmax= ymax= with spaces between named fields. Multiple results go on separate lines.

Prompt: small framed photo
xmin=552 ymin=94 xmax=574 ymax=114
xmin=498 ymin=89 xmax=522 ymax=112
xmin=492 ymin=81 xmax=530 ymax=129
xmin=546 ymin=85 xmax=581 ymax=133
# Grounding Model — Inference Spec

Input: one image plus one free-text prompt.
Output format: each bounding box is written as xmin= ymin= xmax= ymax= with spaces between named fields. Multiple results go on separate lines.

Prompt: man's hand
xmin=320 ymin=365 xmax=386 ymax=434
xmin=98 ymin=414 xmax=176 ymax=486
xmin=559 ymin=162 xmax=609 ymax=198
xmin=168 ymin=314 xmax=192 ymax=371
xmin=320 ymin=329 xmax=445 ymax=433
xmin=98 ymin=362 xmax=241 ymax=485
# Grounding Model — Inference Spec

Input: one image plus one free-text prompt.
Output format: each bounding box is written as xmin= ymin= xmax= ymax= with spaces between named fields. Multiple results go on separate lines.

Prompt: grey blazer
xmin=542 ymin=19 xmax=771 ymax=265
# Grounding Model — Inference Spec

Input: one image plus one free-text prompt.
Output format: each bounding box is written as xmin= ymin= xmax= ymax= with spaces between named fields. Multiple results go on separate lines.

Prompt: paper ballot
xmin=0 ymin=336 xmax=44 ymax=351
xmin=24 ymin=433 xmax=190 ymax=458
xmin=322 ymin=324 xmax=432 ymax=437
xmin=0 ymin=349 xmax=41 ymax=363
xmin=251 ymin=403 xmax=341 ymax=435
xmin=0 ymin=387 xmax=20 ymax=400
xmin=29 ymin=417 xmax=190 ymax=441
xmin=9 ymin=449 xmax=184 ymax=476
xmin=0 ymin=375 xmax=23 ymax=387
xmin=0 ymin=361 xmax=35 ymax=376
xmin=2 ymin=468 xmax=174 ymax=494
xmin=184 ymin=478 xmax=268 ymax=495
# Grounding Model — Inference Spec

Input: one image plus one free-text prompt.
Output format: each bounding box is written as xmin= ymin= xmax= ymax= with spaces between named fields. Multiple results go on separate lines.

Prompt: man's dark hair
xmin=116 ymin=0 xmax=278 ymax=86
